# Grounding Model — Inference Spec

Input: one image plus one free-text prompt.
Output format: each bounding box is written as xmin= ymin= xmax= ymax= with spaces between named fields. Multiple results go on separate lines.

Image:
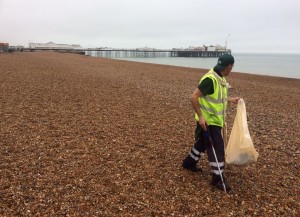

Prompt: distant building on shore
xmin=9 ymin=45 xmax=24 ymax=51
xmin=28 ymin=42 xmax=82 ymax=49
xmin=0 ymin=42 xmax=9 ymax=52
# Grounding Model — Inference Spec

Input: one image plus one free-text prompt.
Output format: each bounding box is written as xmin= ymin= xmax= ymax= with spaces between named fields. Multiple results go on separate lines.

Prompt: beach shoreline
xmin=97 ymin=53 xmax=300 ymax=79
xmin=115 ymin=56 xmax=300 ymax=80
xmin=0 ymin=52 xmax=299 ymax=216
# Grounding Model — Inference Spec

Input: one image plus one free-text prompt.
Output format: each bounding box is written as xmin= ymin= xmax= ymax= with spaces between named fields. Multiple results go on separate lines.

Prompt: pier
xmin=23 ymin=48 xmax=231 ymax=58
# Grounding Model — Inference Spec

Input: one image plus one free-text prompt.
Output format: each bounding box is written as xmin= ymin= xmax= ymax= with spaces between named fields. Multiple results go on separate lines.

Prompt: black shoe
xmin=211 ymin=180 xmax=231 ymax=191
xmin=211 ymin=174 xmax=231 ymax=192
xmin=182 ymin=162 xmax=203 ymax=172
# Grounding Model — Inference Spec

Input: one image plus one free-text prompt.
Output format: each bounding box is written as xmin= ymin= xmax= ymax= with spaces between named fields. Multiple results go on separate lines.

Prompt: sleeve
xmin=198 ymin=77 xmax=214 ymax=96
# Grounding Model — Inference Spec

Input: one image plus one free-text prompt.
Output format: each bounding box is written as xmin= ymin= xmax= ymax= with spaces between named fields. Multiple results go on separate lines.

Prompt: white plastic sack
xmin=226 ymin=99 xmax=259 ymax=165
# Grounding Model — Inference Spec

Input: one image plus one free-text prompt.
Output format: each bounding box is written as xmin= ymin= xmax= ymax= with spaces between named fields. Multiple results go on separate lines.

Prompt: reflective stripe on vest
xmin=195 ymin=69 xmax=228 ymax=127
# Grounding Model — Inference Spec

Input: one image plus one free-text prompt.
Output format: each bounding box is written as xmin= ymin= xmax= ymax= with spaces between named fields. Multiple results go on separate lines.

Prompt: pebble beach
xmin=0 ymin=52 xmax=299 ymax=216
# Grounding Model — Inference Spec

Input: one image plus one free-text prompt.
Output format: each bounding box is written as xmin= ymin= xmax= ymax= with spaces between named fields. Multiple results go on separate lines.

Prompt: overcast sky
xmin=1 ymin=0 xmax=299 ymax=53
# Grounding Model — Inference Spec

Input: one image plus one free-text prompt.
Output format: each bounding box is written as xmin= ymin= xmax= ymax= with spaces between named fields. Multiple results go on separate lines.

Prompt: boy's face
xmin=223 ymin=64 xmax=234 ymax=76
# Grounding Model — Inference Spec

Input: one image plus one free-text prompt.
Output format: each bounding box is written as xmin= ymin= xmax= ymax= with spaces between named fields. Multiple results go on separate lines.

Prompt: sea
xmin=91 ymin=52 xmax=300 ymax=79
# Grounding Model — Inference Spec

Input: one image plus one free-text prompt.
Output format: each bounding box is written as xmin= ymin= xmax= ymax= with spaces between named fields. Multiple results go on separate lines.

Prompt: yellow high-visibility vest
xmin=195 ymin=69 xmax=228 ymax=127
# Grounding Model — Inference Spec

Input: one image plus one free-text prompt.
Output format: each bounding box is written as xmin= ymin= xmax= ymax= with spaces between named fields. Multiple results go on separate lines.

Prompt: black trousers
xmin=183 ymin=123 xmax=225 ymax=175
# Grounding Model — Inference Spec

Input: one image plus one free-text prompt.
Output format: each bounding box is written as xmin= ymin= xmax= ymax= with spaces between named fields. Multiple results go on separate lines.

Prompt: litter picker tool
xmin=205 ymin=125 xmax=227 ymax=193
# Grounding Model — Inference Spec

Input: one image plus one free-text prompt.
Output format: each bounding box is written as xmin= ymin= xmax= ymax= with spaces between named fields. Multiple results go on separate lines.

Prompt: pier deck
xmin=23 ymin=48 xmax=231 ymax=58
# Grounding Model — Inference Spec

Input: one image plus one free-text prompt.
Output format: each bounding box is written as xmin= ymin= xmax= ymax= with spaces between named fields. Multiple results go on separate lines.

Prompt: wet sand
xmin=0 ymin=52 xmax=299 ymax=216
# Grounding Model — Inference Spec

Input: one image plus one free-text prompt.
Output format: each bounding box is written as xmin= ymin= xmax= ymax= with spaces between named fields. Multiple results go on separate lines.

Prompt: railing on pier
xmin=22 ymin=48 xmax=231 ymax=58
xmin=86 ymin=50 xmax=171 ymax=58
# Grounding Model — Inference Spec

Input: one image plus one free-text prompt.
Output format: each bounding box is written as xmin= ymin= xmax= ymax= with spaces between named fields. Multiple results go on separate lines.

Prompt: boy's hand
xmin=229 ymin=97 xmax=240 ymax=104
xmin=198 ymin=115 xmax=207 ymax=131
